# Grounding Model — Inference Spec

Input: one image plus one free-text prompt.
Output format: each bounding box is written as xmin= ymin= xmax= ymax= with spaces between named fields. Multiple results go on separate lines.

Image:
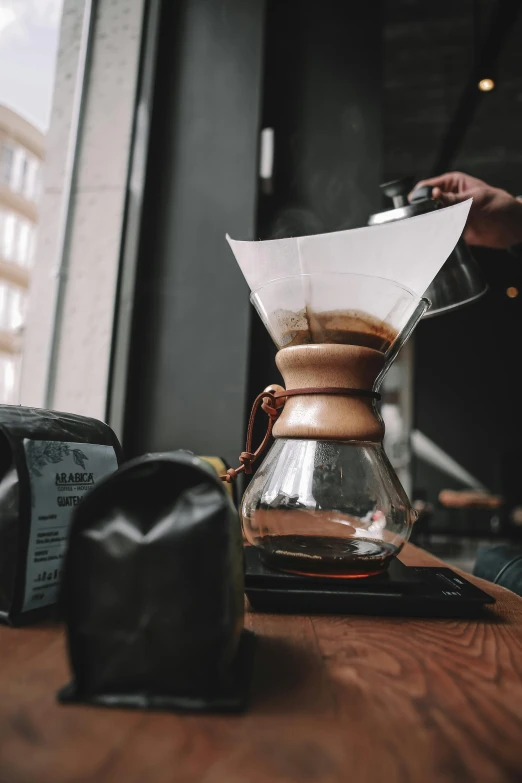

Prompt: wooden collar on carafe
xmin=220 ymin=344 xmax=386 ymax=483
xmin=273 ymin=344 xmax=385 ymax=442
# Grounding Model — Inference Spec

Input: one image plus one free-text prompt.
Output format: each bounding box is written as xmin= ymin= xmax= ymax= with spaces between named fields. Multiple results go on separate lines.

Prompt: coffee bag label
xmin=21 ymin=440 xmax=118 ymax=613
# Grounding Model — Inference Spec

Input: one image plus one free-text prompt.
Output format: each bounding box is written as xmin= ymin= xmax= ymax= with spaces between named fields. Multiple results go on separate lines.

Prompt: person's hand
xmin=409 ymin=171 xmax=522 ymax=249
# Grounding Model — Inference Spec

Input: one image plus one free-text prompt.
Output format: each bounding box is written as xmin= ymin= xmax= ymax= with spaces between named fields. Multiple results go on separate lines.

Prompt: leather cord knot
xmin=223 ymin=467 xmax=238 ymax=483
xmin=261 ymin=400 xmax=279 ymax=419
xmin=219 ymin=389 xmax=280 ymax=484
xmin=239 ymin=451 xmax=256 ymax=474
xmin=220 ymin=384 xmax=379 ymax=483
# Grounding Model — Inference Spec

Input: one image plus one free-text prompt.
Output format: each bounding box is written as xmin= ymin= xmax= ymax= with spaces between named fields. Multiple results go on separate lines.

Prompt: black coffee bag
xmin=0 ymin=405 xmax=122 ymax=626
xmin=59 ymin=451 xmax=251 ymax=712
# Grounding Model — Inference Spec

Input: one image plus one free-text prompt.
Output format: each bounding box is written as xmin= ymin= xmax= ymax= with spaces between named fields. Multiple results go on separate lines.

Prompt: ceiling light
xmin=478 ymin=78 xmax=495 ymax=92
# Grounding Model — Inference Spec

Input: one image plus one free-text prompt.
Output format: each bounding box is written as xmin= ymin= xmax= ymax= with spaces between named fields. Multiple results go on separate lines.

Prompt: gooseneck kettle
xmin=368 ymin=178 xmax=487 ymax=317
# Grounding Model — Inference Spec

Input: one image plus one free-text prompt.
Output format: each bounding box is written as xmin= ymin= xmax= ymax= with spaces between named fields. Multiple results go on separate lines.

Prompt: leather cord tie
xmin=221 ymin=386 xmax=380 ymax=483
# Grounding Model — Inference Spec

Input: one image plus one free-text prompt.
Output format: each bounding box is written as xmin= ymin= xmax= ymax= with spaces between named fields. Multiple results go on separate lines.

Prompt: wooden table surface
xmin=1 ymin=544 xmax=521 ymax=783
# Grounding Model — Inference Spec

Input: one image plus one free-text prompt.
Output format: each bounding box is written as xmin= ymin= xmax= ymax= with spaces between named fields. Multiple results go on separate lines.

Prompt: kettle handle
xmin=410 ymin=184 xmax=434 ymax=203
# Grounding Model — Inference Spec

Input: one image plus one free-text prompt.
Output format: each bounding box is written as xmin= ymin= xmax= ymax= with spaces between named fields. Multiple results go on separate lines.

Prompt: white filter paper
xmin=226 ymin=199 xmax=472 ymax=297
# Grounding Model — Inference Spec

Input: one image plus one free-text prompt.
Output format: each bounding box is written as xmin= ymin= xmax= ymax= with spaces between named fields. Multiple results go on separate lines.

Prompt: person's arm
xmin=409 ymin=172 xmax=522 ymax=250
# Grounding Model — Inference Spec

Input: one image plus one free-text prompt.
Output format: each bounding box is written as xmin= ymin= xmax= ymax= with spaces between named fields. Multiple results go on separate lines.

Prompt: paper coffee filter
xmin=226 ymin=199 xmax=472 ymax=298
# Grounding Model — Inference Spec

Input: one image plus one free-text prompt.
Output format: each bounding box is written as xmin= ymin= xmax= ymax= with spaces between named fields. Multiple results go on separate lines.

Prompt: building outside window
xmin=2 ymin=0 xmax=151 ymax=428
xmin=0 ymin=0 xmax=63 ymax=407
xmin=0 ymin=106 xmax=44 ymax=402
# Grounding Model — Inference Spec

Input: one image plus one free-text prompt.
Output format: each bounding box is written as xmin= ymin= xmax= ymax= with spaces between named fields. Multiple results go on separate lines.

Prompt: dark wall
xmin=414 ymin=253 xmax=522 ymax=496
xmin=383 ymin=0 xmax=522 ymax=192
xmin=122 ymin=0 xmax=385 ymax=469
xmin=383 ymin=0 xmax=475 ymax=183
xmin=123 ymin=0 xmax=265 ymax=464
xmin=383 ymin=0 xmax=522 ymax=504
xmin=259 ymin=0 xmax=383 ymax=239
xmin=250 ymin=0 xmax=384 ymax=406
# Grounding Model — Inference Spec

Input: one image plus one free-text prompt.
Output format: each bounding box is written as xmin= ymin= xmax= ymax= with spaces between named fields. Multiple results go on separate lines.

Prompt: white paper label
xmin=22 ymin=439 xmax=118 ymax=613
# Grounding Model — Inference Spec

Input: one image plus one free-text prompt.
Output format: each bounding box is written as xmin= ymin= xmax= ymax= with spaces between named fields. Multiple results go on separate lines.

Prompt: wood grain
xmin=273 ymin=344 xmax=385 ymax=441
xmin=0 ymin=544 xmax=521 ymax=783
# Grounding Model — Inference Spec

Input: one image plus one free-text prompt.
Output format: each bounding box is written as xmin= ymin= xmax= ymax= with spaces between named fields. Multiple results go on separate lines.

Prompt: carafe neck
xmin=273 ymin=344 xmax=385 ymax=442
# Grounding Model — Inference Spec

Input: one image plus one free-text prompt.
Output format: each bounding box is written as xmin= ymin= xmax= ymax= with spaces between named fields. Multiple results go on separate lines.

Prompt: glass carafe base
xmin=242 ymin=439 xmax=415 ymax=580
xmin=255 ymin=534 xmax=399 ymax=578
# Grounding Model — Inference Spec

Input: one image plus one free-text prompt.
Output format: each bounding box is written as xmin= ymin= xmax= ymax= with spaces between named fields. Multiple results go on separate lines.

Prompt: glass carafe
xmin=242 ymin=273 xmax=429 ymax=578
xmin=243 ymin=439 xmax=412 ymax=577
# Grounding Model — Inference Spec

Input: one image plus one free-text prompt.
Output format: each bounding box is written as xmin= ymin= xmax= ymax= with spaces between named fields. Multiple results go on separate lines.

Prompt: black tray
xmin=245 ymin=547 xmax=495 ymax=617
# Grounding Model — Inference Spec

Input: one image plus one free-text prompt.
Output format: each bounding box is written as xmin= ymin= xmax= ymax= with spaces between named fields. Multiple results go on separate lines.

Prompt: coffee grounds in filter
xmin=275 ymin=309 xmax=398 ymax=352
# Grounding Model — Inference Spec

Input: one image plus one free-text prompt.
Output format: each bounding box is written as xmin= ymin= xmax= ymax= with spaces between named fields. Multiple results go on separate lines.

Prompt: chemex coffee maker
xmin=223 ymin=199 xmax=495 ymax=614
xmin=225 ymin=201 xmax=472 ymax=578
xmin=240 ymin=273 xmax=426 ymax=578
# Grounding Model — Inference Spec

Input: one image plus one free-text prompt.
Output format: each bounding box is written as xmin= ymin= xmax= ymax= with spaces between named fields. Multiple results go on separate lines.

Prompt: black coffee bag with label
xmin=58 ymin=451 xmax=252 ymax=713
xmin=0 ymin=405 xmax=122 ymax=626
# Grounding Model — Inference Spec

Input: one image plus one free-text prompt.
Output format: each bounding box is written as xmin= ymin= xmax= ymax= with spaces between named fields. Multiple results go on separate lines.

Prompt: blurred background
xmin=1 ymin=0 xmax=521 ymax=571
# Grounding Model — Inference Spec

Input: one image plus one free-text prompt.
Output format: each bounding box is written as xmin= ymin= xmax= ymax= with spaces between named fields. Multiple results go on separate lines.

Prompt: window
xmin=24 ymin=158 xmax=39 ymax=201
xmin=0 ymin=283 xmax=25 ymax=331
xmin=0 ymin=356 xmax=18 ymax=405
xmin=33 ymin=167 xmax=42 ymax=202
xmin=9 ymin=289 xmax=25 ymax=331
xmin=0 ymin=143 xmax=14 ymax=186
xmin=17 ymin=221 xmax=31 ymax=266
xmin=0 ymin=285 xmax=6 ymax=327
xmin=19 ymin=155 xmax=29 ymax=195
xmin=0 ymin=1 xmax=64 ymax=406
xmin=28 ymin=225 xmax=36 ymax=266
xmin=2 ymin=214 xmax=16 ymax=260
xmin=10 ymin=147 xmax=26 ymax=192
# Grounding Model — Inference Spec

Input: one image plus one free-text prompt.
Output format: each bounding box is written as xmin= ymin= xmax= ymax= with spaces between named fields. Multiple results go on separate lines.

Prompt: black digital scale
xmin=245 ymin=547 xmax=495 ymax=617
